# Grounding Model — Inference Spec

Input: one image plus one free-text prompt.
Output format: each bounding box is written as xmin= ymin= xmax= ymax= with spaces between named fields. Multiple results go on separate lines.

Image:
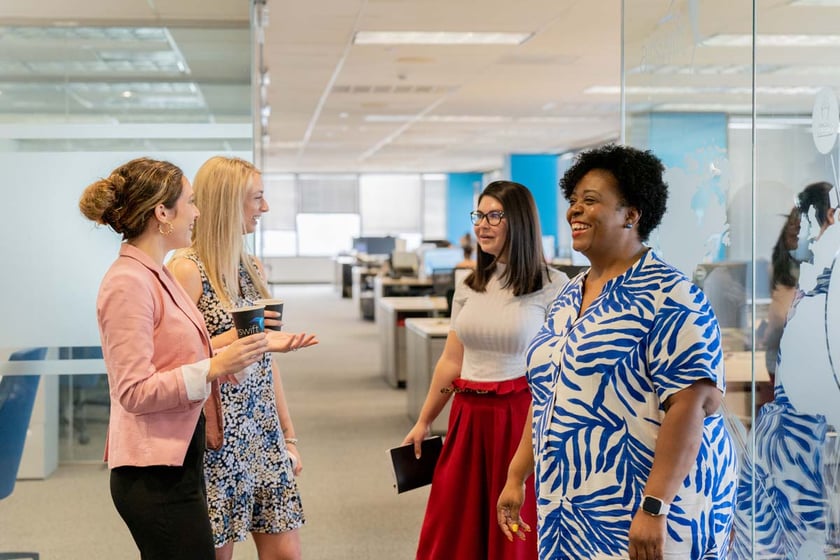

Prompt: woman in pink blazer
xmin=79 ymin=157 xmax=268 ymax=560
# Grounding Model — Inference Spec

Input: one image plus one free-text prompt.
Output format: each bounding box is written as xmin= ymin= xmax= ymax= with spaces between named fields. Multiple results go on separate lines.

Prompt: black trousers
xmin=110 ymin=413 xmax=215 ymax=560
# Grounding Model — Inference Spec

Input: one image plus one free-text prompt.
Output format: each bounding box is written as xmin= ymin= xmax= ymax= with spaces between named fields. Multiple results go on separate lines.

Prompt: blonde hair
xmin=79 ymin=158 xmax=183 ymax=240
xmin=182 ymin=156 xmax=269 ymax=308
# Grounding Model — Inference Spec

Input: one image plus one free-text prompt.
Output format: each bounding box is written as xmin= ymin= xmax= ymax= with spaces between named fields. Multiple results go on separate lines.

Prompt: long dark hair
xmin=797 ymin=181 xmax=833 ymax=227
xmin=465 ymin=180 xmax=549 ymax=296
xmin=770 ymin=215 xmax=799 ymax=290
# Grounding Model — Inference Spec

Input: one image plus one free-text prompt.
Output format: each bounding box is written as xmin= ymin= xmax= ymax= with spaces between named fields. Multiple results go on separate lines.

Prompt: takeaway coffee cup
xmin=254 ymin=298 xmax=284 ymax=331
xmin=231 ymin=305 xmax=265 ymax=337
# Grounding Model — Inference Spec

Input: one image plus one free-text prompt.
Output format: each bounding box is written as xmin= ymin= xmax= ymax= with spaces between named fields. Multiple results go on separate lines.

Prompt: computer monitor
xmin=353 ymin=236 xmax=396 ymax=256
xmin=421 ymin=247 xmax=464 ymax=276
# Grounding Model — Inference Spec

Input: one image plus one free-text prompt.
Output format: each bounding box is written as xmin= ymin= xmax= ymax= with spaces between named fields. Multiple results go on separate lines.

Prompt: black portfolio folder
xmin=388 ymin=436 xmax=443 ymax=494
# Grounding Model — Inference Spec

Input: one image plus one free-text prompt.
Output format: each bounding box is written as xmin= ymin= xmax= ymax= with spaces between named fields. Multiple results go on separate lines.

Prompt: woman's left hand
xmin=266 ymin=331 xmax=319 ymax=353
xmin=287 ymin=443 xmax=303 ymax=476
xmin=628 ymin=509 xmax=667 ymax=560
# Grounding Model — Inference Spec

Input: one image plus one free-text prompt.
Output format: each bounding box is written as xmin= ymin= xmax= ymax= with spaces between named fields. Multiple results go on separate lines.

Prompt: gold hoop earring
xmin=158 ymin=221 xmax=174 ymax=235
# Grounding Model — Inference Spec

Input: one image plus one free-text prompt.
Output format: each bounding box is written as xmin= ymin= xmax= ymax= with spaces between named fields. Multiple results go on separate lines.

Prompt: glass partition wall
xmin=622 ymin=0 xmax=840 ymax=557
xmin=0 ymin=16 xmax=253 ymax=465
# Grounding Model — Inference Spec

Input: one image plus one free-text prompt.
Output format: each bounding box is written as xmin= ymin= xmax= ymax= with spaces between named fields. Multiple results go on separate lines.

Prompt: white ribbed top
xmin=452 ymin=264 xmax=567 ymax=382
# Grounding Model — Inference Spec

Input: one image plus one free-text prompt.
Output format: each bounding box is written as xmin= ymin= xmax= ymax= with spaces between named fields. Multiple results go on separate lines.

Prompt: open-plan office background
xmin=3 ymin=0 xmax=840 ymax=558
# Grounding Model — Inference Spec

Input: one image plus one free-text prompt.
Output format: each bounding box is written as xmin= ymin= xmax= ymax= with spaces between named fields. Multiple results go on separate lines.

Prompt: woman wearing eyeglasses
xmin=402 ymin=181 xmax=568 ymax=560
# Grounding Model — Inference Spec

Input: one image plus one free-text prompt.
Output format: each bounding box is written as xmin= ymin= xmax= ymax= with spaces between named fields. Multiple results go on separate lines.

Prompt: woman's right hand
xmin=402 ymin=422 xmax=431 ymax=459
xmin=208 ymin=332 xmax=269 ymax=381
xmin=497 ymin=478 xmax=530 ymax=541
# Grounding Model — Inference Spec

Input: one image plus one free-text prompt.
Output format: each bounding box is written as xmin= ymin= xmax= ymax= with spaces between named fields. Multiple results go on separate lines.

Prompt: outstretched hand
xmin=266 ymin=331 xmax=319 ymax=353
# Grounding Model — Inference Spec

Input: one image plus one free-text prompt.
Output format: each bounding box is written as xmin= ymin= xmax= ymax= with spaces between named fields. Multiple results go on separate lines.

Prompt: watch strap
xmin=641 ymin=494 xmax=670 ymax=516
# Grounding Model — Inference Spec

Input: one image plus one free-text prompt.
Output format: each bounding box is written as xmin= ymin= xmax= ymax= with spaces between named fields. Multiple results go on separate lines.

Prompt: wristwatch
xmin=641 ymin=495 xmax=670 ymax=517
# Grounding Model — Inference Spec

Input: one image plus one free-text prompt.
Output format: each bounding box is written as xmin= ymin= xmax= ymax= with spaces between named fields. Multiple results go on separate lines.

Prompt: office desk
xmin=1 ymin=346 xmax=107 ymax=478
xmin=405 ymin=318 xmax=452 ymax=435
xmin=374 ymin=275 xmax=434 ymax=298
xmin=723 ymin=351 xmax=770 ymax=425
xmin=724 ymin=351 xmax=769 ymax=384
xmin=377 ymin=297 xmax=447 ymax=388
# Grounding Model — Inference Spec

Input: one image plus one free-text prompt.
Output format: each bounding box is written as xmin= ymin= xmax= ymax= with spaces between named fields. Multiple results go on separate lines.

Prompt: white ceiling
xmin=261 ymin=0 xmax=621 ymax=173
xmin=3 ymin=0 xmax=840 ymax=173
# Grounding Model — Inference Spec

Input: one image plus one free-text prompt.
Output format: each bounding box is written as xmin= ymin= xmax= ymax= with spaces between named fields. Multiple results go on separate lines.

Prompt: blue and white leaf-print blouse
xmin=526 ymin=250 xmax=737 ymax=560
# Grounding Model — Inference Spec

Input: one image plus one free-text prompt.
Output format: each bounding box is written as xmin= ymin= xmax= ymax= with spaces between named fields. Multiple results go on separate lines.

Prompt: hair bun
xmin=79 ymin=175 xmax=124 ymax=233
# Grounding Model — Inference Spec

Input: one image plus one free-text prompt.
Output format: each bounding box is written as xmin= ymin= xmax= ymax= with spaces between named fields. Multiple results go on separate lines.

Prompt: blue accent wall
xmin=647 ymin=112 xmax=727 ymax=170
xmin=643 ymin=112 xmax=729 ymax=261
xmin=507 ymin=154 xmax=559 ymax=240
xmin=447 ymin=173 xmax=481 ymax=244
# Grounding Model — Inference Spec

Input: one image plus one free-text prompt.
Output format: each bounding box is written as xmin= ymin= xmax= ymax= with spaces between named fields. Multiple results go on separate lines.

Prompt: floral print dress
xmin=183 ymin=250 xmax=304 ymax=546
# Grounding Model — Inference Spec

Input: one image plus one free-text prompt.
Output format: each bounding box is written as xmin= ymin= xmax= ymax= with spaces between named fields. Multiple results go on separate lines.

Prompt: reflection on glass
xmin=733 ymin=182 xmax=840 ymax=558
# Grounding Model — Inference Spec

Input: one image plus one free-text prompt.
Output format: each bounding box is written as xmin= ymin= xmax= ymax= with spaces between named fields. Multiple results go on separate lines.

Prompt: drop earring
xmin=625 ymin=223 xmax=633 ymax=229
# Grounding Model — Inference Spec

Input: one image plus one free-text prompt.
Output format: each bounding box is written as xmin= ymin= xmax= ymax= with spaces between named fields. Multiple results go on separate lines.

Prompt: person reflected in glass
xmin=79 ymin=157 xmax=267 ymax=559
xmin=732 ymin=181 xmax=838 ymax=559
xmin=402 ymin=181 xmax=568 ymax=560
xmin=169 ymin=156 xmax=317 ymax=560
xmin=756 ymin=205 xmax=803 ymax=408
xmin=497 ymin=144 xmax=737 ymax=560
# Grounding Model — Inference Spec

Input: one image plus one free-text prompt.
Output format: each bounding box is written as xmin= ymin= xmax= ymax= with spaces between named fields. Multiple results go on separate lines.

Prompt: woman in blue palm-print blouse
xmin=497 ymin=144 xmax=737 ymax=560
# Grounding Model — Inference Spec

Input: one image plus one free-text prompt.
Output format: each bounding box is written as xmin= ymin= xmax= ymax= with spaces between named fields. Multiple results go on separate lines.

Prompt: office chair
xmin=430 ymin=268 xmax=455 ymax=297
xmin=0 ymin=346 xmax=47 ymax=560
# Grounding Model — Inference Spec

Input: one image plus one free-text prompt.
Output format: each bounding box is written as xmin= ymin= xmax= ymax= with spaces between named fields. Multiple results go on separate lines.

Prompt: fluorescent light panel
xmin=703 ymin=33 xmax=840 ymax=47
xmin=364 ymin=114 xmax=607 ymax=124
xmin=789 ymin=0 xmax=840 ymax=5
xmin=353 ymin=31 xmax=532 ymax=45
xmin=587 ymin=85 xmax=821 ymax=96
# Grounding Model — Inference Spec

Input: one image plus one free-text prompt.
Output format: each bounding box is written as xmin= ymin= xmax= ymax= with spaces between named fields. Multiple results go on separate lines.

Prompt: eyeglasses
xmin=470 ymin=210 xmax=505 ymax=226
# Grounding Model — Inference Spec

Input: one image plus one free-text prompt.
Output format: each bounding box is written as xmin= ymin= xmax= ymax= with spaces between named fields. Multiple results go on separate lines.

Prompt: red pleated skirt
xmin=416 ymin=376 xmax=538 ymax=560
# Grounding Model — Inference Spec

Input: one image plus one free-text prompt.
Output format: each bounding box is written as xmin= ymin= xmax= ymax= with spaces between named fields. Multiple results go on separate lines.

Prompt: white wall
xmin=262 ymin=257 xmax=334 ymax=284
xmin=0 ymin=150 xmax=249 ymax=348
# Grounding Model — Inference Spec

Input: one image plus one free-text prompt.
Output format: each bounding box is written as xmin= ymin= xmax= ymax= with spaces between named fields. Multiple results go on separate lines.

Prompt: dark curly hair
xmin=560 ymin=144 xmax=668 ymax=242
xmin=797 ymin=181 xmax=833 ymax=227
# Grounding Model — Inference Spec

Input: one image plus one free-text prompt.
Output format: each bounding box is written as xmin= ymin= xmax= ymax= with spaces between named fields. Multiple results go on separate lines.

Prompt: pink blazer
xmin=97 ymin=243 xmax=215 ymax=468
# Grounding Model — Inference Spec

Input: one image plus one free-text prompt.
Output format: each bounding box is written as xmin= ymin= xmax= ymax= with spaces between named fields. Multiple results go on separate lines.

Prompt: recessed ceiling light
xmin=702 ymin=33 xmax=840 ymax=47
xmin=353 ymin=31 xmax=533 ymax=46
xmin=587 ymin=85 xmax=820 ymax=96
xmin=789 ymin=0 xmax=840 ymax=5
xmin=121 ymin=91 xmax=133 ymax=98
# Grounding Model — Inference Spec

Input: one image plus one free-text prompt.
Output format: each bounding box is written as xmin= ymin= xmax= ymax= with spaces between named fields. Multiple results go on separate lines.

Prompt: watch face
xmin=642 ymin=496 xmax=663 ymax=515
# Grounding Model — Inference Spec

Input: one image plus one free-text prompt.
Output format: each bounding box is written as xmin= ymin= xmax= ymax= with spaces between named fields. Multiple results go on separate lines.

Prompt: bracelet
xmin=284 ymin=437 xmax=299 ymax=445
